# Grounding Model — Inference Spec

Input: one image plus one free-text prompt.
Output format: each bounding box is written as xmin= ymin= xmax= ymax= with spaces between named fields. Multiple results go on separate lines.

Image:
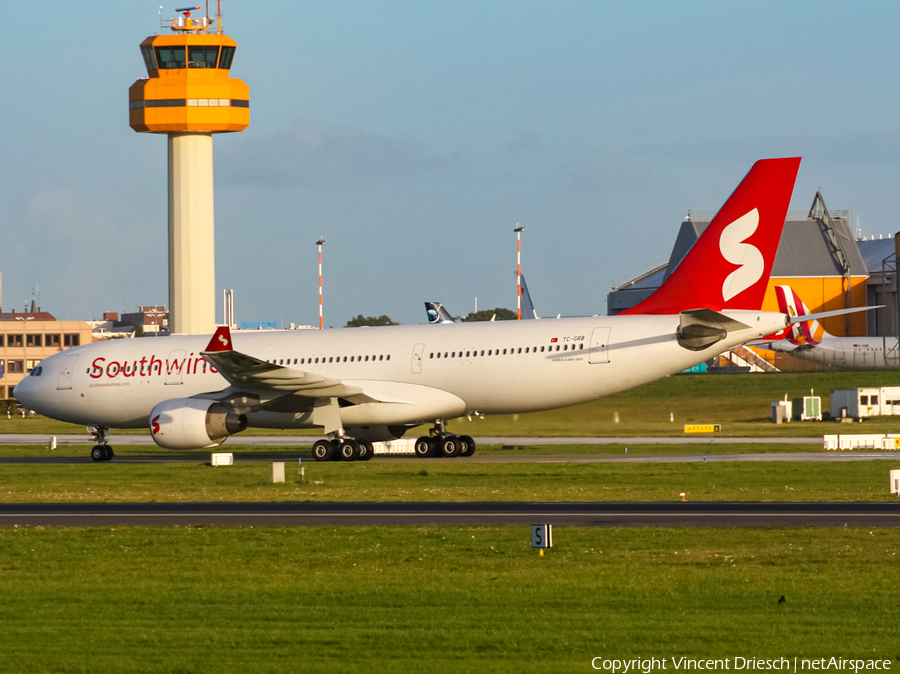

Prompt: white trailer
xmin=830 ymin=387 xmax=900 ymax=419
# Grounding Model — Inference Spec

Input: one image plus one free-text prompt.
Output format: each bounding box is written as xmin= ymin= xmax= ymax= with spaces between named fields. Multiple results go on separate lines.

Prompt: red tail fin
xmin=623 ymin=157 xmax=801 ymax=315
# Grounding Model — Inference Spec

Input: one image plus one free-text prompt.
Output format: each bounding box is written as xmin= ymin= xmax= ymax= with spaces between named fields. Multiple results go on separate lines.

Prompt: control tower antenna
xmin=129 ymin=3 xmax=249 ymax=334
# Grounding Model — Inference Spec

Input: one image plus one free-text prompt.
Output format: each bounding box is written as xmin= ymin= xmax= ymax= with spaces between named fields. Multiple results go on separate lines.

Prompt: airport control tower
xmin=129 ymin=5 xmax=249 ymax=334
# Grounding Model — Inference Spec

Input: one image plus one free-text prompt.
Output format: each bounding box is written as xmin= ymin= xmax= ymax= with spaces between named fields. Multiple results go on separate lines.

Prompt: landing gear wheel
xmin=458 ymin=435 xmax=476 ymax=457
xmin=90 ymin=445 xmax=105 ymax=462
xmin=414 ymin=436 xmax=435 ymax=458
xmin=312 ymin=439 xmax=334 ymax=462
xmin=439 ymin=435 xmax=461 ymax=458
xmin=329 ymin=439 xmax=342 ymax=461
xmin=339 ymin=439 xmax=360 ymax=461
xmin=358 ymin=440 xmax=375 ymax=461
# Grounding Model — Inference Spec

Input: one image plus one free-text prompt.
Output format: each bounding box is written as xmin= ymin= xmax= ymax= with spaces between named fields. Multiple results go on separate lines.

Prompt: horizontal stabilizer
xmin=786 ymin=305 xmax=881 ymax=326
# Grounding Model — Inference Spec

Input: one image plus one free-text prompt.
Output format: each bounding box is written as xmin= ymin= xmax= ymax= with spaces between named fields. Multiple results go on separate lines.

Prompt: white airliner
xmin=16 ymin=158 xmax=804 ymax=462
xmin=768 ymin=285 xmax=897 ymax=369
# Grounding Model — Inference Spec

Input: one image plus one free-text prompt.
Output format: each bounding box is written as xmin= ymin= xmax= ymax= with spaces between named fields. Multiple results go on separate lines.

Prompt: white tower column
xmin=168 ymin=133 xmax=216 ymax=335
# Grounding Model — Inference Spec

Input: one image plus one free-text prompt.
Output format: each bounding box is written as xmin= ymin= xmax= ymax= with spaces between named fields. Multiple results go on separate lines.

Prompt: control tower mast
xmin=128 ymin=5 xmax=249 ymax=334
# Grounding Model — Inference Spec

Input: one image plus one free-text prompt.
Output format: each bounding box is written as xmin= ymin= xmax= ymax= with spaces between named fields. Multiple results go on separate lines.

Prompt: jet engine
xmin=149 ymin=398 xmax=248 ymax=450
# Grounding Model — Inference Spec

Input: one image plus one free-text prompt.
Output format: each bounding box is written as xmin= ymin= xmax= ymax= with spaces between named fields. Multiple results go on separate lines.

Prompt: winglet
xmin=624 ymin=157 xmax=801 ymax=315
xmin=204 ymin=326 xmax=234 ymax=353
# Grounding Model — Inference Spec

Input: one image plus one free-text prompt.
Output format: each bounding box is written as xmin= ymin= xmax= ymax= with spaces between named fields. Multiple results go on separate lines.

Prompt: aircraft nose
xmin=13 ymin=374 xmax=37 ymax=407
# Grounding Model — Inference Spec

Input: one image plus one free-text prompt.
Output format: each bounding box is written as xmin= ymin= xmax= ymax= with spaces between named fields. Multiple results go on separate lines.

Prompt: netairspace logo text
xmin=591 ymin=658 xmax=893 ymax=674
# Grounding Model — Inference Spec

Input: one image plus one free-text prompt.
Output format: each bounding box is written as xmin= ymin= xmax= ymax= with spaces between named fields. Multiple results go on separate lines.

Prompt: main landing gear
xmin=414 ymin=420 xmax=476 ymax=459
xmin=89 ymin=426 xmax=115 ymax=462
xmin=311 ymin=436 xmax=375 ymax=462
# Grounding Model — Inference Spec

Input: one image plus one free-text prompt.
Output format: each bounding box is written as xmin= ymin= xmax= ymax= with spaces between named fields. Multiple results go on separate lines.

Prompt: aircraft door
xmin=589 ymin=327 xmax=611 ymax=364
xmin=412 ymin=343 xmax=425 ymax=374
xmin=165 ymin=349 xmax=187 ymax=385
xmin=56 ymin=354 xmax=79 ymax=390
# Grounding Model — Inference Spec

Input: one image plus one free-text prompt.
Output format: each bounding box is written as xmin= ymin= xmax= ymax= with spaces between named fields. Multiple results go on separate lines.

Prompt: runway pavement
xmin=1 ymin=501 xmax=899 ymax=527
xmin=1 ymin=450 xmax=898 ymax=465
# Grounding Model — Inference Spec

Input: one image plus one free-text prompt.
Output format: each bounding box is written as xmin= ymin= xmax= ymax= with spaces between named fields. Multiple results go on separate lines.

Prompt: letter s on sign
xmin=90 ymin=358 xmax=106 ymax=379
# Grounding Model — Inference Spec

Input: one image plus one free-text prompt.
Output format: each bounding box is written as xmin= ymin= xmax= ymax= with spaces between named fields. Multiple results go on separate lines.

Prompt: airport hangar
xmin=607 ymin=192 xmax=900 ymax=371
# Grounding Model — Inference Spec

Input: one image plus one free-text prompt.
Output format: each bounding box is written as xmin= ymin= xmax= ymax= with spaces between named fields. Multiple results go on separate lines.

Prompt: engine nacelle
xmin=149 ymin=398 xmax=247 ymax=450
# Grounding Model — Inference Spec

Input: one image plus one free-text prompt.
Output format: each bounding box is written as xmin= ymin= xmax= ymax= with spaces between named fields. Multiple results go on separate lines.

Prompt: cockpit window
xmin=155 ymin=46 xmax=186 ymax=69
xmin=188 ymin=45 xmax=219 ymax=68
xmin=29 ymin=366 xmax=42 ymax=377
xmin=219 ymin=46 xmax=236 ymax=69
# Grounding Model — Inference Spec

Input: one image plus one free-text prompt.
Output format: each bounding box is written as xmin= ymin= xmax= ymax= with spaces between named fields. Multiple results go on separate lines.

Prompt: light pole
xmin=514 ymin=225 xmax=525 ymax=320
xmin=316 ymin=238 xmax=326 ymax=329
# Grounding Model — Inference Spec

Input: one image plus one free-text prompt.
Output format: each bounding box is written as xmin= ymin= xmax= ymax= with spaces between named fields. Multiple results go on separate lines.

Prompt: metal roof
xmin=856 ymin=238 xmax=896 ymax=274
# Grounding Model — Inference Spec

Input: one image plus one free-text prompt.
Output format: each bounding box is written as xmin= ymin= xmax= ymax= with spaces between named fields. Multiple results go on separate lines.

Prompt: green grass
xmin=0 ymin=526 xmax=897 ymax=673
xmin=447 ymin=370 xmax=900 ymax=437
xmin=0 ymin=439 xmax=825 ymax=461
xmin=2 ymin=459 xmax=899 ymax=503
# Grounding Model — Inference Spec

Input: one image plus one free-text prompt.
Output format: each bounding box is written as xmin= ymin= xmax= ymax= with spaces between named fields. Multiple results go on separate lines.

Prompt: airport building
xmin=607 ymin=191 xmax=898 ymax=370
xmin=0 ymin=311 xmax=94 ymax=399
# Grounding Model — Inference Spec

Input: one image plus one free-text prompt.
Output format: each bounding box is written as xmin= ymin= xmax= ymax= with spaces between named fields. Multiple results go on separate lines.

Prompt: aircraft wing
xmin=201 ymin=326 xmax=365 ymax=399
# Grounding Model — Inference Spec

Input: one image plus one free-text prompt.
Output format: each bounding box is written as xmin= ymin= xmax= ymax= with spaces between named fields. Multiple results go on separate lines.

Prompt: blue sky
xmin=2 ymin=1 xmax=899 ymax=327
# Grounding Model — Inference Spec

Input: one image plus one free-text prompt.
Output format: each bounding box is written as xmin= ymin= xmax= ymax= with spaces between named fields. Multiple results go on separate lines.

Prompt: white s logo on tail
xmin=719 ymin=208 xmax=763 ymax=302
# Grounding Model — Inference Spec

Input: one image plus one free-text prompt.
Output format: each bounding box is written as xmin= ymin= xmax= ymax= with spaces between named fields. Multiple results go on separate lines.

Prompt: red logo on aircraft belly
xmin=151 ymin=414 xmax=161 ymax=436
xmin=550 ymin=338 xmax=558 ymax=343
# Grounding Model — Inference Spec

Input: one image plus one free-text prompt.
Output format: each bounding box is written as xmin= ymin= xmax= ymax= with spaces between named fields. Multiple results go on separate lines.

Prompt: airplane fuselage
xmin=773 ymin=336 xmax=900 ymax=370
xmin=17 ymin=312 xmax=786 ymax=437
